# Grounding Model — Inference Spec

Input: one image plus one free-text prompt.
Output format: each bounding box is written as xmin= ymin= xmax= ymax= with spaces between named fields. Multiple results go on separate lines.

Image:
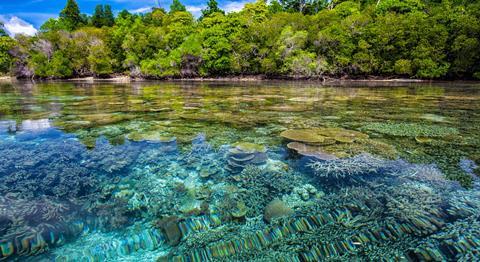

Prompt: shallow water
xmin=0 ymin=81 xmax=480 ymax=261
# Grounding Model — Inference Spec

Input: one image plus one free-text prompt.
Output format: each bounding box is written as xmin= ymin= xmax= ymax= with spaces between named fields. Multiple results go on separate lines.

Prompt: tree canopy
xmin=201 ymin=0 xmax=225 ymax=19
xmin=170 ymin=0 xmax=187 ymax=13
xmin=0 ymin=22 xmax=7 ymax=37
xmin=92 ymin=4 xmax=115 ymax=27
xmin=1 ymin=0 xmax=479 ymax=79
xmin=60 ymin=0 xmax=83 ymax=30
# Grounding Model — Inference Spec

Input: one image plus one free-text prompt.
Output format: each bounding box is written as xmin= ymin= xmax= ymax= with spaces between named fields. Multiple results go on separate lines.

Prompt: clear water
xmin=0 ymin=81 xmax=480 ymax=261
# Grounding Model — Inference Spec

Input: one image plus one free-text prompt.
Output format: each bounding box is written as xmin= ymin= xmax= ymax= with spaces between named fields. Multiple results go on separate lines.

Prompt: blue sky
xmin=0 ymin=0 xmax=251 ymax=36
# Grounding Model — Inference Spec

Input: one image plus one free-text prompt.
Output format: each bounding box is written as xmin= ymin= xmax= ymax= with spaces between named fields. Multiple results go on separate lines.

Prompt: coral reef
xmin=264 ymin=199 xmax=294 ymax=223
xmin=226 ymin=142 xmax=268 ymax=173
xmin=228 ymin=165 xmax=302 ymax=217
xmin=2 ymin=83 xmax=480 ymax=261
xmin=383 ymin=182 xmax=444 ymax=228
xmin=281 ymin=127 xmax=397 ymax=160
xmin=280 ymin=127 xmax=369 ymax=145
xmin=286 ymin=142 xmax=338 ymax=160
xmin=156 ymin=216 xmax=182 ymax=246
xmin=362 ymin=122 xmax=459 ymax=138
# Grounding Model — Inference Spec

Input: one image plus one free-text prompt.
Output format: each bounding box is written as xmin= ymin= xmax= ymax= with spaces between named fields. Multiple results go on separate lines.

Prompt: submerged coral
xmin=280 ymin=127 xmax=369 ymax=145
xmin=307 ymin=154 xmax=387 ymax=179
xmin=362 ymin=122 xmax=459 ymax=138
xmin=226 ymin=142 xmax=268 ymax=173
xmin=228 ymin=165 xmax=302 ymax=217
xmin=281 ymin=127 xmax=397 ymax=160
xmin=264 ymin=199 xmax=294 ymax=223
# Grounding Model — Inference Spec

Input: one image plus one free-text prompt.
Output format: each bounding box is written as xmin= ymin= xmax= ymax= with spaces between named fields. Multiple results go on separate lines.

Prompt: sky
xmin=0 ymin=0 xmax=252 ymax=36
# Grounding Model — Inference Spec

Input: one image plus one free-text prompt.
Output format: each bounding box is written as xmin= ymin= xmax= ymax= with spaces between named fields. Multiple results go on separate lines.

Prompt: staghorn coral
xmin=383 ymin=182 xmax=443 ymax=226
xmin=307 ymin=153 xmax=387 ymax=179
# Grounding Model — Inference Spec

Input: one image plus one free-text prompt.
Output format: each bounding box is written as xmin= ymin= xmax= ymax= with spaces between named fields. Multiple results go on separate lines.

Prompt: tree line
xmin=0 ymin=0 xmax=479 ymax=80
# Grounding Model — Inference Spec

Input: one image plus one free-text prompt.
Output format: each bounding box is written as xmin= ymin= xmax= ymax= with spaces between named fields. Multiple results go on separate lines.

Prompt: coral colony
xmin=0 ymin=123 xmax=479 ymax=262
xmin=1 ymin=83 xmax=480 ymax=261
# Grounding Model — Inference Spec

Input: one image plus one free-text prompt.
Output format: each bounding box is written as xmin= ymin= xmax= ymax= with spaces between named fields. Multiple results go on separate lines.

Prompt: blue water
xmin=1 ymin=82 xmax=480 ymax=261
xmin=0 ymin=124 xmax=479 ymax=261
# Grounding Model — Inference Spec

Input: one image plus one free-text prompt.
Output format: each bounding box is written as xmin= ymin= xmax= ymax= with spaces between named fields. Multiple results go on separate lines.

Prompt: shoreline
xmin=6 ymin=75 xmax=480 ymax=84
xmin=0 ymin=76 xmax=12 ymax=82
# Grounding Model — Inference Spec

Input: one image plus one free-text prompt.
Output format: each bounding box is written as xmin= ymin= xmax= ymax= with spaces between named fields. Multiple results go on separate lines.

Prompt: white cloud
xmin=13 ymin=12 xmax=57 ymax=28
xmin=222 ymin=0 xmax=252 ymax=13
xmin=129 ymin=6 xmax=154 ymax=13
xmin=186 ymin=5 xmax=205 ymax=18
xmin=0 ymin=16 xmax=37 ymax=36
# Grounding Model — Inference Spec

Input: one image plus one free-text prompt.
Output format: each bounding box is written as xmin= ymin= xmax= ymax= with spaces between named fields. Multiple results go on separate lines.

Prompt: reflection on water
xmin=0 ymin=81 xmax=480 ymax=261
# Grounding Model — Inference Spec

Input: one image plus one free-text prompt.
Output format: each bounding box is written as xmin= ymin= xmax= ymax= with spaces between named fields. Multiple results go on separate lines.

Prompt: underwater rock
xmin=226 ymin=142 xmax=268 ymax=173
xmin=156 ymin=216 xmax=182 ymax=246
xmin=264 ymin=199 xmax=294 ymax=223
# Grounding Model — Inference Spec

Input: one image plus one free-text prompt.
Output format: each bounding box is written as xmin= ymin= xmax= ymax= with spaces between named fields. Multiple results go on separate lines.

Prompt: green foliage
xmin=92 ymin=5 xmax=115 ymax=28
xmin=170 ymin=0 xmax=187 ymax=13
xmin=0 ymin=22 xmax=7 ymax=37
xmin=60 ymin=0 xmax=83 ymax=30
xmin=394 ymin=59 xmax=412 ymax=75
xmin=5 ymin=0 xmax=480 ymax=79
xmin=201 ymin=0 xmax=224 ymax=19
xmin=280 ymin=0 xmax=328 ymax=14
xmin=104 ymin=5 xmax=115 ymax=27
xmin=376 ymin=0 xmax=425 ymax=14
xmin=0 ymin=36 xmax=15 ymax=74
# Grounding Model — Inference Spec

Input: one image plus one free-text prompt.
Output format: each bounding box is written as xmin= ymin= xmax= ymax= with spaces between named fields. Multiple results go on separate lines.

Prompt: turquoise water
xmin=0 ymin=81 xmax=480 ymax=261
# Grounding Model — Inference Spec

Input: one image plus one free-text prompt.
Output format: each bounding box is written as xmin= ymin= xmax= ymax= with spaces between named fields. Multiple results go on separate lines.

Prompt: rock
xmin=264 ymin=199 xmax=294 ymax=223
xmin=156 ymin=216 xmax=182 ymax=246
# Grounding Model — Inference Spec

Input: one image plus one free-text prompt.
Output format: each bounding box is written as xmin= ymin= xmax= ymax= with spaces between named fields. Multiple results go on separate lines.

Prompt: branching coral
xmin=228 ymin=165 xmax=302 ymax=217
xmin=383 ymin=182 xmax=443 ymax=226
xmin=306 ymin=153 xmax=386 ymax=179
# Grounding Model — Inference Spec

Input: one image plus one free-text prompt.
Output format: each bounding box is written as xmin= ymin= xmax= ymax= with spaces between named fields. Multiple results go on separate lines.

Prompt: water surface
xmin=0 ymin=81 xmax=479 ymax=261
